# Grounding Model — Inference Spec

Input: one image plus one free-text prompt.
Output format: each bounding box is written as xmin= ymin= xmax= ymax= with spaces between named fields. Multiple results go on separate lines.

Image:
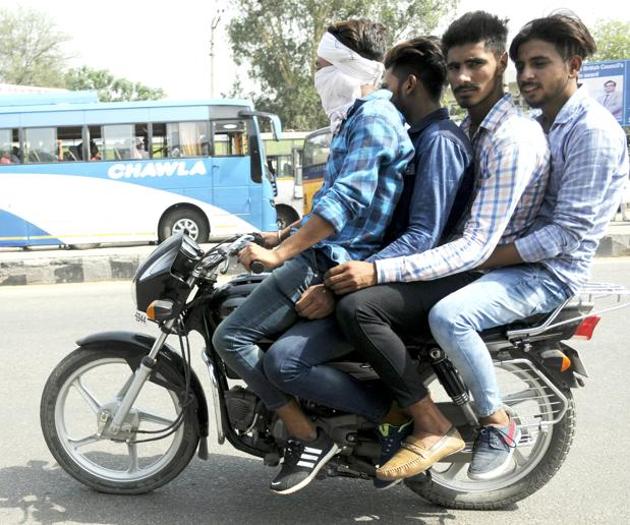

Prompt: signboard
xmin=581 ymin=59 xmax=630 ymax=127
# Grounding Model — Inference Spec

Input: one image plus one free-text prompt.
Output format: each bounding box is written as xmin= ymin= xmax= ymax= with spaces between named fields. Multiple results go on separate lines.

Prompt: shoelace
xmin=282 ymin=439 xmax=306 ymax=466
xmin=475 ymin=425 xmax=518 ymax=451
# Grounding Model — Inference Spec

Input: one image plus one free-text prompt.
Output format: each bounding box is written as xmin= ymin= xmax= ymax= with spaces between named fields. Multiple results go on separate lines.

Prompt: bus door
xmin=209 ymin=119 xmax=258 ymax=232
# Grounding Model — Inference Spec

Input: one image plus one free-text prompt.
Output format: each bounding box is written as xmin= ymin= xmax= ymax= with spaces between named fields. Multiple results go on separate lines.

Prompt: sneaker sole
xmin=272 ymin=443 xmax=340 ymax=495
xmin=374 ymin=478 xmax=403 ymax=491
xmin=468 ymin=428 xmax=522 ymax=481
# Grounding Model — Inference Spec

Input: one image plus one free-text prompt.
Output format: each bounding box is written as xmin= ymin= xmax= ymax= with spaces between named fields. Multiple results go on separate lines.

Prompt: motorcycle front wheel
xmin=40 ymin=346 xmax=199 ymax=494
xmin=406 ymin=359 xmax=576 ymax=509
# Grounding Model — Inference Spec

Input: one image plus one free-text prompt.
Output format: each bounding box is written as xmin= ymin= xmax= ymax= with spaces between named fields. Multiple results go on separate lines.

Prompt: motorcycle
xmin=40 ymin=232 xmax=630 ymax=509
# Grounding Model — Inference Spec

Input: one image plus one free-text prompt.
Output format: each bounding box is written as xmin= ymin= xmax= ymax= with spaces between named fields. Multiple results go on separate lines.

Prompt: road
xmin=1 ymin=259 xmax=630 ymax=525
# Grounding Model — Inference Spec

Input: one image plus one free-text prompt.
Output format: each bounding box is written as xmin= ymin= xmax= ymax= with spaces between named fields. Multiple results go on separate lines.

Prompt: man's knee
xmin=429 ymin=297 xmax=464 ymax=339
xmin=211 ymin=319 xmax=240 ymax=355
xmin=263 ymin=343 xmax=304 ymax=387
xmin=336 ymin=290 xmax=380 ymax=329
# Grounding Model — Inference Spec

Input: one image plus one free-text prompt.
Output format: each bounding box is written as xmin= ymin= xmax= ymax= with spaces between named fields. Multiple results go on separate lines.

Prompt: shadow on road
xmin=0 ymin=454 xmax=481 ymax=524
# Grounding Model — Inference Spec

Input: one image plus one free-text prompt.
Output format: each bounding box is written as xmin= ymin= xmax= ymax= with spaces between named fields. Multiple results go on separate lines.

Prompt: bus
xmin=0 ymin=92 xmax=281 ymax=247
xmin=261 ymin=131 xmax=309 ymax=228
xmin=301 ymin=127 xmax=331 ymax=216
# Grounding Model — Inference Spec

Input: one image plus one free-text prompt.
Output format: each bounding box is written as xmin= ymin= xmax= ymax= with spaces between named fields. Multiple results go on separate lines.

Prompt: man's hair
xmin=327 ymin=19 xmax=388 ymax=61
xmin=442 ymin=11 xmax=508 ymax=55
xmin=509 ymin=13 xmax=597 ymax=62
xmin=604 ymin=80 xmax=616 ymax=87
xmin=384 ymin=37 xmax=447 ymax=101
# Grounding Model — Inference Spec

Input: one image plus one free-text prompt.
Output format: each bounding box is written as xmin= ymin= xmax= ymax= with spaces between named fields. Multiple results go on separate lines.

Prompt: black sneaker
xmin=468 ymin=418 xmax=521 ymax=480
xmin=270 ymin=430 xmax=340 ymax=495
xmin=373 ymin=421 xmax=413 ymax=490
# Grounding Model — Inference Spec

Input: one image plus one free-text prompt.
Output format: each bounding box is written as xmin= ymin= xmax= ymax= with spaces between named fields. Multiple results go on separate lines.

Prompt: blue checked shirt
xmin=306 ymin=89 xmax=414 ymax=263
xmin=376 ymin=94 xmax=550 ymax=282
xmin=514 ymin=88 xmax=630 ymax=295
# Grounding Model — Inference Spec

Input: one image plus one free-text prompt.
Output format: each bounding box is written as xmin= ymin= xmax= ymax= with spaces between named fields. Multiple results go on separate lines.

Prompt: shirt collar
xmin=462 ymin=93 xmax=514 ymax=137
xmin=549 ymin=86 xmax=588 ymax=126
xmin=408 ymin=107 xmax=450 ymax=134
xmin=343 ymin=88 xmax=393 ymax=125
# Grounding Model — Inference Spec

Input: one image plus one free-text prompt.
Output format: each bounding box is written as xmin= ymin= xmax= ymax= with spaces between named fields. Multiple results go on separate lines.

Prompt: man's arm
xmin=240 ymin=214 xmax=334 ymax=269
xmin=375 ymin=133 xmax=548 ymax=282
xmin=514 ymin=128 xmax=627 ymax=263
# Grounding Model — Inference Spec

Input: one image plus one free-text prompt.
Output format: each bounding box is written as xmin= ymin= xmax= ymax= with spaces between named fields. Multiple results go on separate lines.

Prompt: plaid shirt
xmin=376 ymin=94 xmax=550 ymax=282
xmin=515 ymin=88 xmax=630 ymax=294
xmin=308 ymin=89 xmax=413 ymax=263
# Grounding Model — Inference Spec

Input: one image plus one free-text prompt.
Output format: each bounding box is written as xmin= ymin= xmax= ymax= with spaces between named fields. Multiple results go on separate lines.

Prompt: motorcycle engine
xmin=224 ymin=386 xmax=262 ymax=432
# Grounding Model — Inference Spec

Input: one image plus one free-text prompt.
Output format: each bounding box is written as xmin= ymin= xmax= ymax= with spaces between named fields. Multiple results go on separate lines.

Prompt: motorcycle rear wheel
xmin=406 ymin=360 xmax=576 ymax=509
xmin=40 ymin=346 xmax=199 ymax=494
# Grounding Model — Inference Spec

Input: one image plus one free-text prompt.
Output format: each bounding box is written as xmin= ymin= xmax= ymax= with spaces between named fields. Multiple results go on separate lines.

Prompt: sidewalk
xmin=2 ymin=222 xmax=630 ymax=286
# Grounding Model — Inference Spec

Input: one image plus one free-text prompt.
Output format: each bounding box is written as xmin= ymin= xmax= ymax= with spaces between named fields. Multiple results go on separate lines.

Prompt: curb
xmin=2 ymin=229 xmax=630 ymax=287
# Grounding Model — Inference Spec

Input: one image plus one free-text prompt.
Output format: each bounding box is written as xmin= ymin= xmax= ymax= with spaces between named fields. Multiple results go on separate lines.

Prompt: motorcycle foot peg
xmin=263 ymin=452 xmax=281 ymax=467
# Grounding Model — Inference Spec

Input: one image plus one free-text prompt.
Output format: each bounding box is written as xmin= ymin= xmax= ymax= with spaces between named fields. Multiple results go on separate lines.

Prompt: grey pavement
xmin=2 ymin=220 xmax=630 ymax=287
xmin=1 ymin=258 xmax=630 ymax=524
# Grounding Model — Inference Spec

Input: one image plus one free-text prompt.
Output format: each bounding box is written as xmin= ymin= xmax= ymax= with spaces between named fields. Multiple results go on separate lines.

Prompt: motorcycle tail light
xmin=573 ymin=315 xmax=601 ymax=341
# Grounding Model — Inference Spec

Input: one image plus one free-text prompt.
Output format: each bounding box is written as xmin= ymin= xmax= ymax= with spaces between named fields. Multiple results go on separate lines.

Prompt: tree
xmin=591 ymin=19 xmax=630 ymax=62
xmin=228 ymin=0 xmax=458 ymax=130
xmin=64 ymin=66 xmax=166 ymax=102
xmin=0 ymin=7 xmax=69 ymax=87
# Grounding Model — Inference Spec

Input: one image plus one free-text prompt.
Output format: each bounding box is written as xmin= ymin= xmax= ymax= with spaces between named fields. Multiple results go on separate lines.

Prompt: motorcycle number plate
xmin=135 ymin=311 xmax=147 ymax=324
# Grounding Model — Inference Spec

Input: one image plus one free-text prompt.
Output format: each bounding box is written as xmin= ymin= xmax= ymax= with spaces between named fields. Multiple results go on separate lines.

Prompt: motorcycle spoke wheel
xmin=408 ymin=359 xmax=575 ymax=508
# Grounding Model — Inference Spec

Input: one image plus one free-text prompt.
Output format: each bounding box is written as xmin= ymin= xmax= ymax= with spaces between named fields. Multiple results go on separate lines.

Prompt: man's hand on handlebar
xmin=238 ymin=243 xmax=282 ymax=272
xmin=324 ymin=261 xmax=377 ymax=295
xmin=296 ymin=284 xmax=335 ymax=319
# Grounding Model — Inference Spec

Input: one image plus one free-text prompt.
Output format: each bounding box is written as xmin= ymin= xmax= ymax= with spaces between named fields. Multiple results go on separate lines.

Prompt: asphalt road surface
xmin=2 ymin=259 xmax=630 ymax=525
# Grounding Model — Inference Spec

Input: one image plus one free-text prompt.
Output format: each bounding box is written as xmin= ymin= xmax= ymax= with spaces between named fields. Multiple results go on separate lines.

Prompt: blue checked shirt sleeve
xmin=369 ymin=135 xmax=469 ymax=261
xmin=515 ymin=128 xmax=627 ymax=261
xmin=312 ymin=116 xmax=399 ymax=233
xmin=375 ymin=136 xmax=546 ymax=282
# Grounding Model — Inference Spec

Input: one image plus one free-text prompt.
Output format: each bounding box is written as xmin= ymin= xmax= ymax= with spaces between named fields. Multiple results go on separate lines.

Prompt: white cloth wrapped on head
xmin=316 ymin=31 xmax=384 ymax=85
xmin=315 ymin=31 xmax=384 ymax=133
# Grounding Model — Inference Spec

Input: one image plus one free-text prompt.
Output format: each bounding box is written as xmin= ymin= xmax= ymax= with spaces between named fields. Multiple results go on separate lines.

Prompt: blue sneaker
xmin=468 ymin=418 xmax=521 ymax=480
xmin=374 ymin=420 xmax=413 ymax=490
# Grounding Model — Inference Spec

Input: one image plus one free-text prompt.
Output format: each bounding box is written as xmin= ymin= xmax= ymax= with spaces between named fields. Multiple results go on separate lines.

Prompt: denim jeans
xmin=212 ymin=249 xmax=332 ymax=410
xmin=263 ymin=318 xmax=392 ymax=423
xmin=428 ymin=264 xmax=570 ymax=417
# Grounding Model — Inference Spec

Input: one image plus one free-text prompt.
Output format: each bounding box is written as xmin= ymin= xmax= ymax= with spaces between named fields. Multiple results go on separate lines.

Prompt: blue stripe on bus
xmin=0 ymin=209 xmax=61 ymax=247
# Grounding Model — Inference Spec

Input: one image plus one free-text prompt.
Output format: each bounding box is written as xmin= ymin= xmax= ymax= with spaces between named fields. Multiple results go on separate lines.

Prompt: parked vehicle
xmin=40 ymin=232 xmax=630 ymax=508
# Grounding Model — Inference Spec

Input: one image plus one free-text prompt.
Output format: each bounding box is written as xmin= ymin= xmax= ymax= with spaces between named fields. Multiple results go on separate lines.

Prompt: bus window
xmin=24 ymin=127 xmax=57 ymax=163
xmin=213 ymin=120 xmax=248 ymax=156
xmin=56 ymin=126 xmax=83 ymax=161
xmin=151 ymin=122 xmax=210 ymax=159
xmin=102 ymin=124 xmax=135 ymax=161
xmin=0 ymin=128 xmax=20 ymax=164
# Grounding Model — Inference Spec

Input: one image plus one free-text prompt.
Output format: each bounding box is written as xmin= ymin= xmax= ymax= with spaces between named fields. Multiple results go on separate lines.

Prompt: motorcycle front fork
xmin=428 ymin=347 xmax=479 ymax=427
xmin=107 ymin=320 xmax=175 ymax=435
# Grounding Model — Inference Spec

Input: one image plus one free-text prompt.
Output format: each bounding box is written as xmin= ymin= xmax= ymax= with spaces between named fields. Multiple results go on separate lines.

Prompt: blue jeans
xmin=428 ymin=265 xmax=570 ymax=417
xmin=212 ymin=249 xmax=332 ymax=410
xmin=263 ymin=318 xmax=392 ymax=423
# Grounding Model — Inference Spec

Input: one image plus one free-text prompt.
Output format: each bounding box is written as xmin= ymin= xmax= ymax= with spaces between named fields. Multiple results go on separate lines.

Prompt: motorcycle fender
xmin=76 ymin=331 xmax=209 ymax=439
xmin=559 ymin=342 xmax=589 ymax=378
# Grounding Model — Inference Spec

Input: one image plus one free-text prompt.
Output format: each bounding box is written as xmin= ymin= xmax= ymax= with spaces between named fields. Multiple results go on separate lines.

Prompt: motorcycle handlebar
xmin=250 ymin=260 xmax=266 ymax=274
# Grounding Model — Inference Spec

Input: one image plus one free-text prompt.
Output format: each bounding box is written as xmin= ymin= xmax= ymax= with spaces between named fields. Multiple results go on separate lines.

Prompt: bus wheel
xmin=275 ymin=205 xmax=300 ymax=230
xmin=160 ymin=208 xmax=209 ymax=243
